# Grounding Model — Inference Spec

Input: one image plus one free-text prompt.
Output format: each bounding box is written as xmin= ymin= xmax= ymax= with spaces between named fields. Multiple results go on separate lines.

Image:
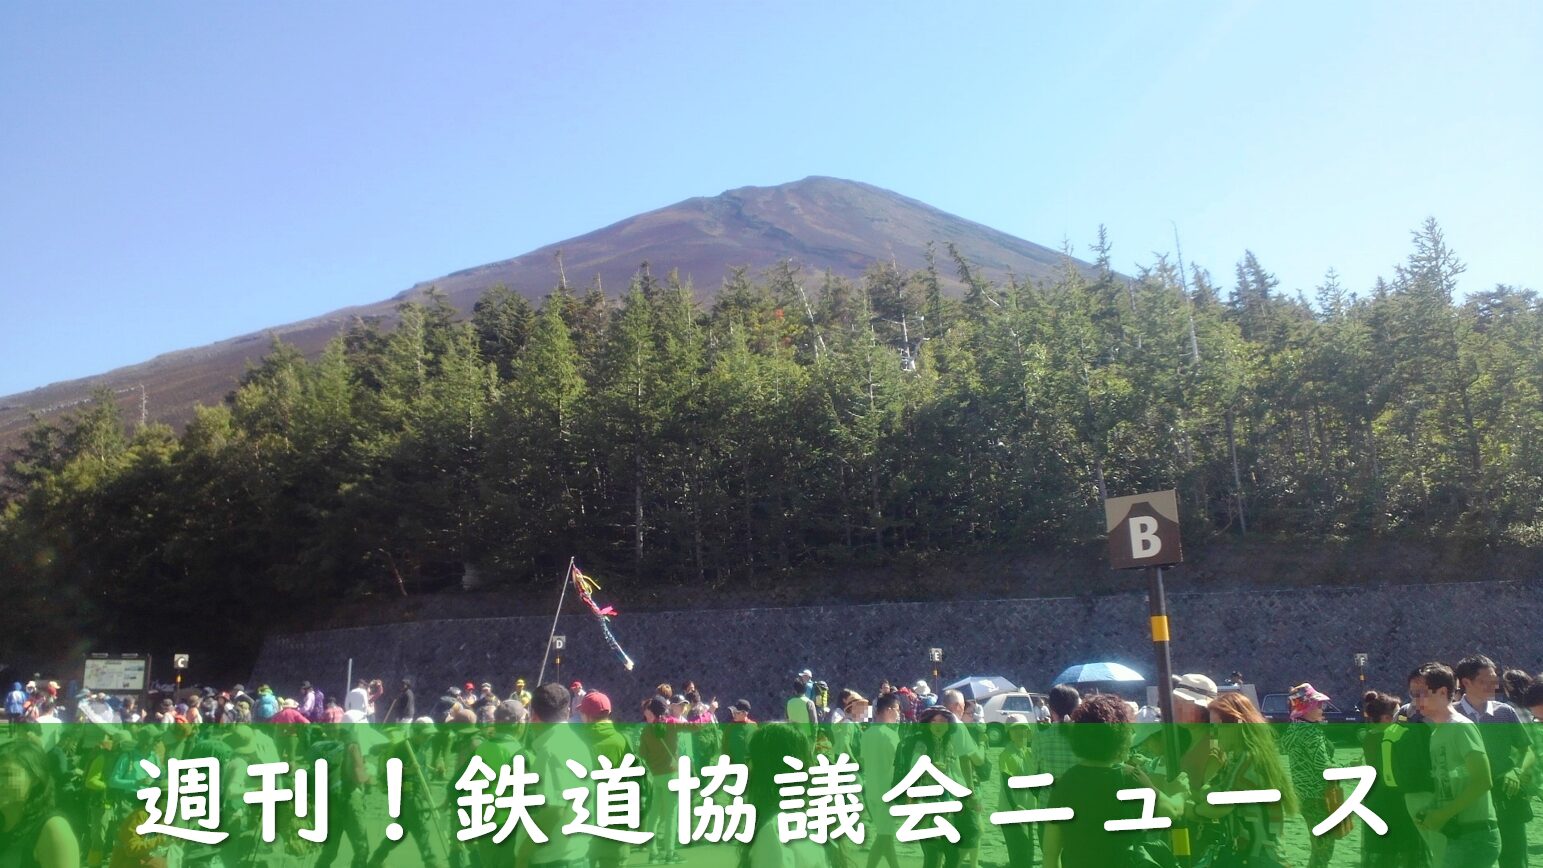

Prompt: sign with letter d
xmin=1105 ymin=489 xmax=1183 ymax=570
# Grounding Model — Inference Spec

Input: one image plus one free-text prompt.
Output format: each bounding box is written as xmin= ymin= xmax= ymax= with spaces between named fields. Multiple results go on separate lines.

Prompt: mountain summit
xmin=399 ymin=176 xmax=1074 ymax=304
xmin=0 ymin=177 xmax=1088 ymax=435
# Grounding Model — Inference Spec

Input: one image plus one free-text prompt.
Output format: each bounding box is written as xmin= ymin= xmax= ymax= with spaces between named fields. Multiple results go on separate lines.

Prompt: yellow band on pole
xmin=1172 ymin=827 xmax=1191 ymax=856
xmin=1150 ymin=615 xmax=1170 ymax=642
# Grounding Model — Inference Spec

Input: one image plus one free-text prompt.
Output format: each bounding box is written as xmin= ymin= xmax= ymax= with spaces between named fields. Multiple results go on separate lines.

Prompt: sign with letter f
xmin=1105 ymin=489 xmax=1183 ymax=570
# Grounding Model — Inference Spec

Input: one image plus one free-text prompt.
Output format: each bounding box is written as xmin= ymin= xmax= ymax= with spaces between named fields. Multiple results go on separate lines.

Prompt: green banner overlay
xmin=1 ymin=722 xmax=1539 ymax=868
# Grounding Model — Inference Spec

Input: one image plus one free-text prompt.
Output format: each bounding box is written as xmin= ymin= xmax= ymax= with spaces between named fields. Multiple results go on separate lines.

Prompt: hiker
xmin=996 ymin=714 xmax=1036 ymax=868
xmin=298 ymin=680 xmax=325 ymax=721
xmin=312 ymin=725 xmax=371 ymax=868
xmin=1040 ymin=695 xmax=1182 ymax=868
xmin=894 ymin=707 xmax=972 ymax=868
xmin=1034 ymin=684 xmax=1081 ymax=781
xmin=1280 ymin=682 xmax=1339 ymax=868
xmin=640 ymin=696 xmax=682 ymax=864
xmin=345 ymin=678 xmax=373 ymax=720
xmin=1360 ymin=690 xmax=1430 ymax=868
xmin=0 ymin=739 xmax=81 ymax=868
xmin=383 ymin=678 xmax=416 ymax=723
xmin=744 ymin=725 xmax=824 ymax=868
xmin=785 ymin=676 xmax=819 ymax=742
xmin=517 ymin=684 xmax=592 ymax=868
xmin=1171 ymin=672 xmax=1226 ymax=794
xmin=1453 ymin=656 xmax=1532 ymax=868
xmin=941 ymin=689 xmax=986 ymax=868
xmin=861 ymin=693 xmax=902 ymax=868
xmin=1190 ymin=692 xmax=1297 ymax=868
xmin=6 ymin=682 xmax=27 ymax=733
xmin=724 ymin=700 xmax=758 ymax=767
xmin=365 ymin=720 xmax=444 ymax=868
xmin=511 ymin=677 xmax=532 ymax=707
xmin=580 ymin=691 xmax=630 ymax=868
xmin=1413 ymin=661 xmax=1500 ymax=868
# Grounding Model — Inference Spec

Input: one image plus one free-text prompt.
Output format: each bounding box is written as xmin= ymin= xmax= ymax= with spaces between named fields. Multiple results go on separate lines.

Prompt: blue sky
xmin=2 ymin=2 xmax=1539 ymax=396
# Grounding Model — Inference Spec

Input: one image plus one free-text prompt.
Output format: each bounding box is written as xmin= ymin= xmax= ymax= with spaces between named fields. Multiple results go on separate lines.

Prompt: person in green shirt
xmin=580 ymin=692 xmax=631 ymax=868
xmin=1412 ymin=662 xmax=1500 ymax=868
xmin=997 ymin=714 xmax=1037 ymax=868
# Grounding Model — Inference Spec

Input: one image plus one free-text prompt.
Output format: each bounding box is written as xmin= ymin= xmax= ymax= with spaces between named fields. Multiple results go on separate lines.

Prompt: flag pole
xmin=536 ymin=557 xmax=575 ymax=686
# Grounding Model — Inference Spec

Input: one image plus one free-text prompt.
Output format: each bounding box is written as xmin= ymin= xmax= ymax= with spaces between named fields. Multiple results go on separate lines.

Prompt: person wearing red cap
xmin=578 ymin=691 xmax=630 ymax=868
xmin=569 ymin=681 xmax=587 ymax=717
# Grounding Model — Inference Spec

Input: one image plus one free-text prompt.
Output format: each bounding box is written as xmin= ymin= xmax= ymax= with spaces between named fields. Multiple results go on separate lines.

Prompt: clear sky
xmin=2 ymin=2 xmax=1539 ymax=397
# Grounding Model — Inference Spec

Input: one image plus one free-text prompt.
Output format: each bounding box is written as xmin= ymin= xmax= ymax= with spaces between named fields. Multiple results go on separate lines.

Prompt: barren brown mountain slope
xmin=0 ymin=176 xmax=1089 ymax=438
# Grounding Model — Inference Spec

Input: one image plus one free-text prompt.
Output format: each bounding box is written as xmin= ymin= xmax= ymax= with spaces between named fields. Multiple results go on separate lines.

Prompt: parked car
xmin=1259 ymin=692 xmax=1363 ymax=744
xmin=979 ymin=691 xmax=1048 ymax=745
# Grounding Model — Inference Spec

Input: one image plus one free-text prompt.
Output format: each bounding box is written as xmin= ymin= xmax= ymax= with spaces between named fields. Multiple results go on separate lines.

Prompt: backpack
xmin=309 ymin=739 xmax=348 ymax=793
xmin=1383 ymin=721 xmax=1434 ymax=792
xmin=5 ymin=689 xmax=24 ymax=716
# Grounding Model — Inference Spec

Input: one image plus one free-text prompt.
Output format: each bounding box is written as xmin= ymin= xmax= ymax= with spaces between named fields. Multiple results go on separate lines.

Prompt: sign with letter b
xmin=1106 ymin=490 xmax=1183 ymax=570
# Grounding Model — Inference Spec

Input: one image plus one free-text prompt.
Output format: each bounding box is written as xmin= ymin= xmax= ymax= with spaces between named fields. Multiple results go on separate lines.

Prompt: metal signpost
xmin=928 ymin=647 xmax=943 ymax=684
xmin=552 ymin=635 xmax=566 ymax=685
xmin=173 ymin=653 xmax=189 ymax=693
xmin=1106 ymin=489 xmax=1186 ymax=861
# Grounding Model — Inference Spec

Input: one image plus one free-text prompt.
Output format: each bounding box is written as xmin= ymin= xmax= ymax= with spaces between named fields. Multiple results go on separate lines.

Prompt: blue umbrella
xmin=1052 ymin=662 xmax=1145 ymax=686
xmin=943 ymin=675 xmax=1019 ymax=701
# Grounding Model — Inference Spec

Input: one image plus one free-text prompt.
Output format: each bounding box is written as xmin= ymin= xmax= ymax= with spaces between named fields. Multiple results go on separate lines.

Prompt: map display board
xmin=83 ymin=656 xmax=148 ymax=692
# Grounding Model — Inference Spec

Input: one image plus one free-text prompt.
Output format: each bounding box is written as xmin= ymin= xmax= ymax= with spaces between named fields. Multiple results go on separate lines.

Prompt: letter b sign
xmin=1106 ymin=490 xmax=1182 ymax=570
xmin=1129 ymin=516 xmax=1162 ymax=557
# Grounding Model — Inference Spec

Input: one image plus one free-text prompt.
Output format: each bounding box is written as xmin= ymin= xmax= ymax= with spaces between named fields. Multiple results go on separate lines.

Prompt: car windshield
xmin=1001 ymin=695 xmax=1034 ymax=712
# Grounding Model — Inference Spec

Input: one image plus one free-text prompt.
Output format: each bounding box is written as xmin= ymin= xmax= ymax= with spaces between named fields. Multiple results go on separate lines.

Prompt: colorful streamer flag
xmin=572 ymin=564 xmax=635 ymax=671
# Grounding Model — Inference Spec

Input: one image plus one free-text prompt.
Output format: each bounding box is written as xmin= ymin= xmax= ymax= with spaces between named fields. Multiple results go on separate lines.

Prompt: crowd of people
xmin=1 ymin=655 xmax=1541 ymax=868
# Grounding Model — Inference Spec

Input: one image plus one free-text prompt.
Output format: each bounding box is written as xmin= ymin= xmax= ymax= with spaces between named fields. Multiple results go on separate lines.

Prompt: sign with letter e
xmin=1106 ymin=489 xmax=1183 ymax=570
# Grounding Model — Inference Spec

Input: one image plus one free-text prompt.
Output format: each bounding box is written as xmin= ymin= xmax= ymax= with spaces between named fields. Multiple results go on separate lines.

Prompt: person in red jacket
xmin=269 ymin=698 xmax=308 ymax=724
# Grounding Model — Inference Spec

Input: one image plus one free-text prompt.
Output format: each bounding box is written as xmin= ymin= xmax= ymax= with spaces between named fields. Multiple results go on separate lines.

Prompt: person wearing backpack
xmin=1361 ymin=691 xmax=1429 ymax=868
xmin=310 ymin=725 xmax=371 ymax=868
xmin=5 ymin=682 xmax=26 ymax=733
xmin=581 ymin=693 xmax=631 ymax=868
xmin=299 ymin=681 xmax=326 ymax=722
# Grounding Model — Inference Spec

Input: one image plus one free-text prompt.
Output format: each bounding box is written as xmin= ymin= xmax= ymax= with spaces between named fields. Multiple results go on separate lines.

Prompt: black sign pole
xmin=1148 ymin=566 xmax=1180 ymax=770
xmin=1148 ymin=565 xmax=1188 ymax=864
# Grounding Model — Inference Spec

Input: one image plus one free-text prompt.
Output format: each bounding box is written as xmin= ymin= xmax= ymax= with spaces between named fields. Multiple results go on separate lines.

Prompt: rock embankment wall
xmin=254 ymin=580 xmax=1543 ymax=720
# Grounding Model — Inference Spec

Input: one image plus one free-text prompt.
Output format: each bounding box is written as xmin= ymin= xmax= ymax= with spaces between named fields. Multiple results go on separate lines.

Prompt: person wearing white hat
xmin=912 ymin=680 xmax=937 ymax=706
xmin=1169 ymin=673 xmax=1223 ymax=794
xmin=998 ymin=714 xmax=1038 ymax=868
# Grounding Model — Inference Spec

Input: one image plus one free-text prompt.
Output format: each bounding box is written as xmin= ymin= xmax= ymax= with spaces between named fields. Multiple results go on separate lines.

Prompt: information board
xmin=83 ymin=656 xmax=148 ymax=692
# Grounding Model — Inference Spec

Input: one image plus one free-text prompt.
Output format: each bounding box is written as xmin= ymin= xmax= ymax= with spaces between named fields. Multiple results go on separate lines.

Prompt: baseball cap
xmin=732 ymin=699 xmax=752 ymax=713
xmin=578 ymin=691 xmax=611 ymax=717
xmin=570 ymin=681 xmax=583 ymax=691
xmin=1172 ymin=673 xmax=1219 ymax=706
xmin=495 ymin=700 xmax=526 ymax=723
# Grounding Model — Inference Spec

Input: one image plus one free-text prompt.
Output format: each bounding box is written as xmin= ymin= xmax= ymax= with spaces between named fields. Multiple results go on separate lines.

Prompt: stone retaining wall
xmin=253 ymin=580 xmax=1543 ymax=720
